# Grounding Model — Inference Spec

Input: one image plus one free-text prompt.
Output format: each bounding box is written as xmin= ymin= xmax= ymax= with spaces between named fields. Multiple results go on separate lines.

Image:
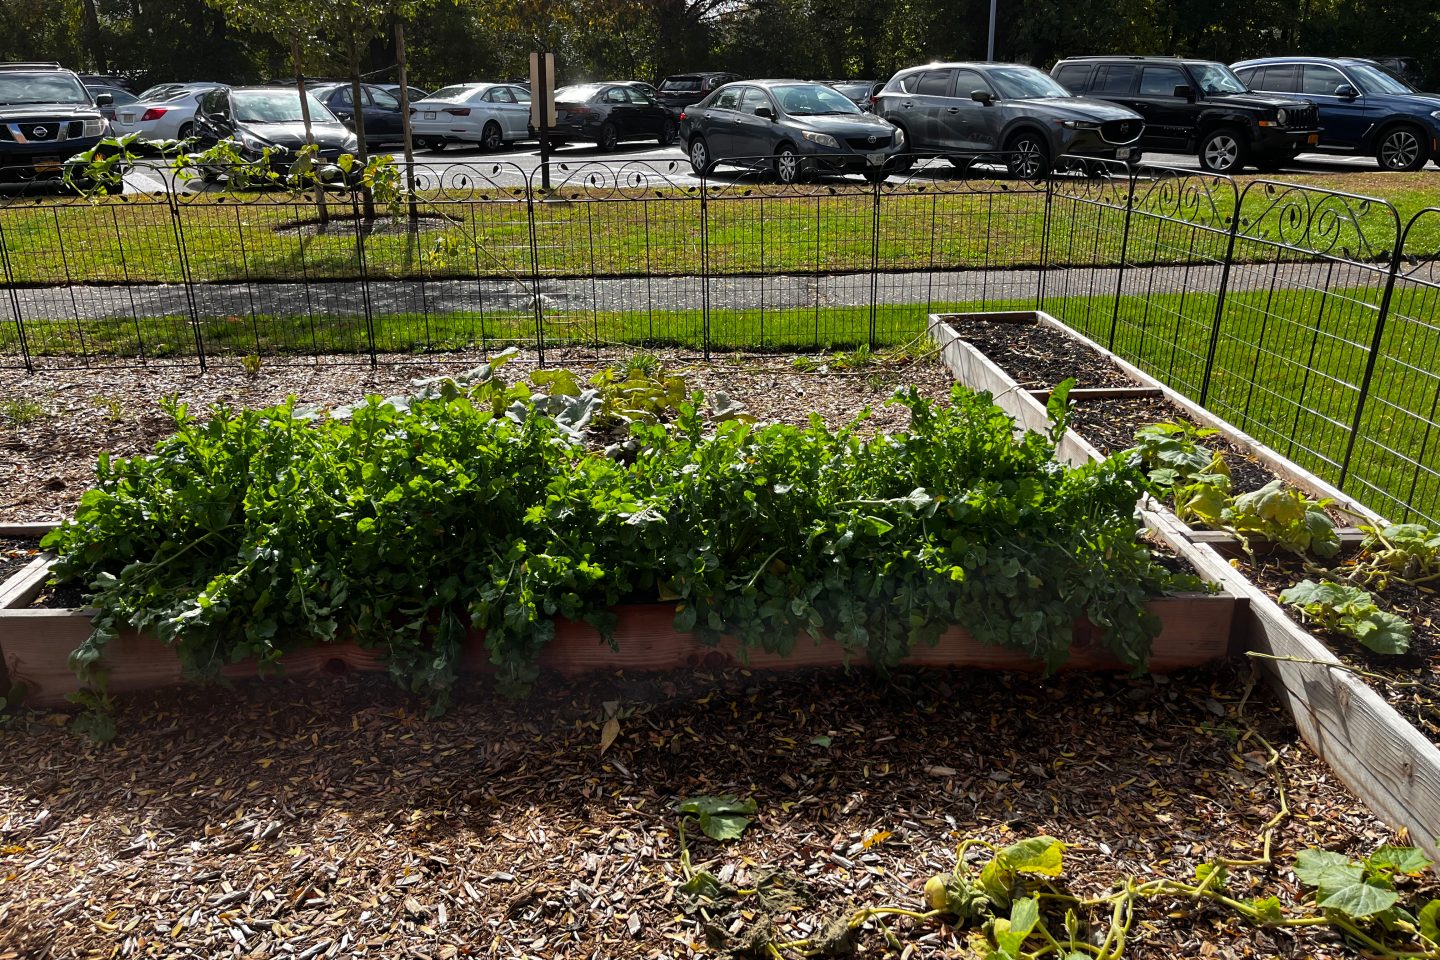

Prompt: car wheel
xmin=688 ymin=136 xmax=711 ymax=176
xmin=1376 ymin=124 xmax=1427 ymax=172
xmin=1005 ymin=132 xmax=1050 ymax=181
xmin=177 ymin=122 xmax=194 ymax=140
xmin=774 ymin=144 xmax=804 ymax=185
xmin=659 ymin=119 xmax=677 ymax=146
xmin=481 ymin=122 xmax=503 ymax=152
xmin=599 ymin=122 xmax=619 ymax=152
xmin=1198 ymin=126 xmax=1248 ymax=174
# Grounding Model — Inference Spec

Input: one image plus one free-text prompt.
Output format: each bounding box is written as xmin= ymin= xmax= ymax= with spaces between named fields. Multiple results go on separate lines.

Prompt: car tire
xmin=659 ymin=119 xmax=677 ymax=146
xmin=598 ymin=122 xmax=619 ymax=152
xmin=177 ymin=122 xmax=194 ymax=140
xmin=1198 ymin=126 xmax=1249 ymax=174
xmin=481 ymin=122 xmax=504 ymax=152
xmin=1004 ymin=132 xmax=1050 ymax=181
xmin=1375 ymin=124 xmax=1428 ymax=172
xmin=774 ymin=144 xmax=804 ymax=185
xmin=688 ymin=136 xmax=712 ymax=176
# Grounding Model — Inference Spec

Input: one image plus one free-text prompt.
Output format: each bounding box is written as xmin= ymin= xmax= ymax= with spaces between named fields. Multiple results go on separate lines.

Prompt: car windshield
xmin=830 ymin=82 xmax=872 ymax=98
xmin=772 ymin=83 xmax=860 ymax=116
xmin=1188 ymin=63 xmax=1247 ymax=95
xmin=233 ymin=90 xmax=336 ymax=124
xmin=1347 ymin=62 xmax=1416 ymax=95
xmin=661 ymin=77 xmax=702 ymax=92
xmin=987 ymin=66 xmax=1071 ymax=99
xmin=0 ymin=73 xmax=91 ymax=106
xmin=425 ymin=85 xmax=477 ymax=101
xmin=555 ymin=85 xmax=603 ymax=101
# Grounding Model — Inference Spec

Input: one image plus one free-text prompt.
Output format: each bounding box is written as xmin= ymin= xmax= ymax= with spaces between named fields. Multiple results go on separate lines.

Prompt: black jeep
xmin=0 ymin=62 xmax=111 ymax=185
xmin=1050 ymin=56 xmax=1320 ymax=173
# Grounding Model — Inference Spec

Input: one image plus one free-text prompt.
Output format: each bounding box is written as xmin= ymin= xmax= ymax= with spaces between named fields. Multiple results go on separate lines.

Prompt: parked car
xmin=191 ymin=86 xmax=357 ymax=176
xmin=409 ymin=82 xmax=531 ymax=151
xmin=1051 ymin=56 xmax=1320 ymax=173
xmin=0 ymin=62 xmax=111 ymax=184
xmin=76 ymin=73 xmax=133 ymax=92
xmin=620 ymin=80 xmax=661 ymax=101
xmin=656 ymin=72 xmax=741 ymax=114
xmin=680 ymin=79 xmax=904 ymax=183
xmin=84 ymin=84 xmax=136 ymax=120
xmin=825 ymin=80 xmax=882 ymax=111
xmin=1231 ymin=56 xmax=1440 ymax=171
xmin=377 ymin=83 xmax=429 ymax=104
xmin=874 ymin=62 xmax=1143 ymax=178
xmin=551 ymin=82 xmax=675 ymax=150
xmin=109 ymin=82 xmax=221 ymax=141
xmin=310 ymin=82 xmax=406 ymax=144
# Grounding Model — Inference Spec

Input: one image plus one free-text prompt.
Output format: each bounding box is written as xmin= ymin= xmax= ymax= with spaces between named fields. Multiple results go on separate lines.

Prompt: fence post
xmin=165 ymin=186 xmax=206 ymax=371
xmin=1037 ymin=175 xmax=1053 ymax=311
xmin=0 ymin=210 xmax=33 ymax=372
xmin=525 ymin=169 xmax=546 ymax=366
xmin=869 ymin=178 xmax=881 ymax=349
xmin=700 ymin=171 xmax=710 ymax=360
xmin=1337 ymin=244 xmax=1404 ymax=489
xmin=1106 ymin=168 xmax=1136 ymax=350
xmin=1197 ymin=190 xmax=1242 ymax=406
xmin=349 ymin=191 xmax=378 ymax=366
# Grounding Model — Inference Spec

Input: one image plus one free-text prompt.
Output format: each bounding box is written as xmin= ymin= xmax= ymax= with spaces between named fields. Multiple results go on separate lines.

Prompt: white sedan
xmin=109 ymin=83 xmax=222 ymax=141
xmin=409 ymin=83 xmax=532 ymax=151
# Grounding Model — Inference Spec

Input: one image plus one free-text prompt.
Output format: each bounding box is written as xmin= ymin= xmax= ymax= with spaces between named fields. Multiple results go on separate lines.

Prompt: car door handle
xmin=946 ymin=107 xmax=960 ymax=114
xmin=902 ymin=101 xmax=913 ymax=108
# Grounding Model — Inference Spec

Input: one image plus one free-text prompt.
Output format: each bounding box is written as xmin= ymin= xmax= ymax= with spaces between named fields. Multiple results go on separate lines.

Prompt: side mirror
xmin=1172 ymin=84 xmax=1194 ymax=100
xmin=971 ymin=89 xmax=993 ymax=104
xmin=1335 ymin=84 xmax=1358 ymax=98
xmin=755 ymin=106 xmax=775 ymax=120
xmin=95 ymin=93 xmax=113 ymax=107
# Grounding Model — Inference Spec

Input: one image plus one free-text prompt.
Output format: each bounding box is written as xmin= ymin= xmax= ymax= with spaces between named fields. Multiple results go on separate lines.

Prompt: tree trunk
xmin=394 ymin=20 xmax=418 ymax=222
xmin=292 ymin=38 xmax=328 ymax=226
xmin=348 ymin=38 xmax=375 ymax=220
xmin=80 ymin=0 xmax=106 ymax=73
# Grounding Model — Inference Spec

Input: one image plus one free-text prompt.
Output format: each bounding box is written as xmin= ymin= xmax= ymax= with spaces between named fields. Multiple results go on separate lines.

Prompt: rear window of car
xmin=661 ymin=77 xmax=702 ymax=92
xmin=426 ymin=85 xmax=477 ymax=101
xmin=555 ymin=84 xmax=603 ymax=101
xmin=1053 ymin=64 xmax=1092 ymax=93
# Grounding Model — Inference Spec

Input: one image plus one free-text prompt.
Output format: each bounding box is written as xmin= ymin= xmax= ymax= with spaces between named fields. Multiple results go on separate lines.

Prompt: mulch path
xmin=0 ymin=538 xmax=41 ymax=587
xmin=0 ymin=350 xmax=950 ymax=524
xmin=0 ymin=664 xmax=1399 ymax=960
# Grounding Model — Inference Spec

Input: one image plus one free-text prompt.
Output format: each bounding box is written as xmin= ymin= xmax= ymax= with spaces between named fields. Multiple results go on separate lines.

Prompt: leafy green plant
xmin=0 ymin=398 xmax=45 ymax=426
xmin=1128 ymin=420 xmax=1231 ymax=489
xmin=1355 ymin=523 xmax=1440 ymax=589
xmin=1174 ymin=478 xmax=1340 ymax=558
xmin=240 ymin=354 xmax=263 ymax=377
xmin=679 ymin=795 xmax=756 ymax=842
xmin=1279 ymin=579 xmax=1412 ymax=654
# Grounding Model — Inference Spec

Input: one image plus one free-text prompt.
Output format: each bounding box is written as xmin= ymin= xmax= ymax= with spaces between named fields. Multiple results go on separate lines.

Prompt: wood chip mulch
xmin=0 ymin=664 xmax=1400 ymax=960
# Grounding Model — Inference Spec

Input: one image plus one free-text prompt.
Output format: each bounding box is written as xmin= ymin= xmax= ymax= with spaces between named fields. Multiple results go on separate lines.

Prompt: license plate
xmin=120 ymin=113 xmax=135 ymax=123
xmin=1307 ymin=133 xmax=1319 ymax=144
xmin=1115 ymin=147 xmax=1132 ymax=159
xmin=424 ymin=111 xmax=436 ymax=120
xmin=866 ymin=151 xmax=886 ymax=166
xmin=34 ymin=158 xmax=61 ymax=173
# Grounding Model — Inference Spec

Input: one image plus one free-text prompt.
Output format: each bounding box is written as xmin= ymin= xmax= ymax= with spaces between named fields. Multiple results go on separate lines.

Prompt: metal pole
xmin=394 ymin=20 xmax=418 ymax=221
xmin=1337 ymin=247 xmax=1403 ymax=489
xmin=987 ymin=0 xmax=997 ymax=60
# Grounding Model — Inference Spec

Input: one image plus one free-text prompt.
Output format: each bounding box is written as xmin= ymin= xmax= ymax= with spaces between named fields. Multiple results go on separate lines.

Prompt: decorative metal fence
xmin=0 ymin=155 xmax=1437 ymax=522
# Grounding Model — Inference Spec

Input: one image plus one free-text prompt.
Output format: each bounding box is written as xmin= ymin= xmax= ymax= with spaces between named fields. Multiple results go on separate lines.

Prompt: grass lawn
xmin=0 ymin=171 xmax=1434 ymax=286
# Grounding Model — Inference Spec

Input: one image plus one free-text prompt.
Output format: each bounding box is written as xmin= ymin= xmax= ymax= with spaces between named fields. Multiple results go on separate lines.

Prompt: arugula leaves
xmin=45 ymin=368 xmax=1188 ymax=711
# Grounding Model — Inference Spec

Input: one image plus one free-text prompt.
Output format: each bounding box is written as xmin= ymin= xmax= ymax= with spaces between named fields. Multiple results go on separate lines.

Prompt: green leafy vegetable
xmin=1279 ymin=580 xmax=1412 ymax=654
xmin=679 ymin=795 xmax=756 ymax=841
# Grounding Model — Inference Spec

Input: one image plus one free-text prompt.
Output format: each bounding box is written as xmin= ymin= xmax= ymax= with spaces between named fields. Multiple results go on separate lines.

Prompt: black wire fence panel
xmin=2 ymin=157 xmax=1438 ymax=525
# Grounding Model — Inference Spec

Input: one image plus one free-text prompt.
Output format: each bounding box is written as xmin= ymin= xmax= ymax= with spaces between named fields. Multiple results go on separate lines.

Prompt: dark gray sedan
xmin=679 ymin=80 xmax=905 ymax=183
xmin=875 ymin=63 xmax=1144 ymax=178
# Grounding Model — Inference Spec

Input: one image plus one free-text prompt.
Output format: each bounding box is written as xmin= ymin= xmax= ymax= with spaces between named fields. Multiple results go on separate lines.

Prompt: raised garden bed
xmin=930 ymin=311 xmax=1440 ymax=860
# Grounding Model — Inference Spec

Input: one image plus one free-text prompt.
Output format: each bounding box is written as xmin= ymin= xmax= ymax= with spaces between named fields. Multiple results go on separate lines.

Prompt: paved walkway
xmin=2 ymin=261 xmax=1387 ymax=324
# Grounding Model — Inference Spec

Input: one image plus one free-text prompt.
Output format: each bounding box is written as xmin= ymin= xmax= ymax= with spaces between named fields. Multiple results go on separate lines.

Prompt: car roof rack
xmin=1058 ymin=55 xmax=1183 ymax=61
xmin=0 ymin=61 xmax=66 ymax=70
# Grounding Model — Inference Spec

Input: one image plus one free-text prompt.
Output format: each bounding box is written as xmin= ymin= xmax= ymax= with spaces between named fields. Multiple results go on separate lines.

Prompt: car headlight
xmin=343 ymin=135 xmax=359 ymax=152
xmin=892 ymin=126 xmax=905 ymax=146
xmin=801 ymin=130 xmax=839 ymax=148
xmin=1431 ymin=110 xmax=1440 ymax=122
xmin=1275 ymin=108 xmax=1288 ymax=126
xmin=238 ymin=131 xmax=271 ymax=152
xmin=1060 ymin=120 xmax=1100 ymax=130
xmin=82 ymin=119 xmax=106 ymax=137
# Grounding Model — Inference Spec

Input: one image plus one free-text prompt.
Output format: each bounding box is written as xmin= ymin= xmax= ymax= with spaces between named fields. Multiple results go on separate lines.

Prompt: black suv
xmin=0 ymin=62 xmax=111 ymax=183
xmin=656 ymin=72 xmax=742 ymax=114
xmin=1051 ymin=56 xmax=1320 ymax=173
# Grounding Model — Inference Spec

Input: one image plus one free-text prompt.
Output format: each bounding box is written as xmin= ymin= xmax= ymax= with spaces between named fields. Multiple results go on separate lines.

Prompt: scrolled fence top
xmin=1399 ymin=208 xmax=1440 ymax=285
xmin=530 ymin=158 xmax=702 ymax=200
xmin=1235 ymin=178 xmax=1401 ymax=263
xmin=1128 ymin=166 xmax=1238 ymax=231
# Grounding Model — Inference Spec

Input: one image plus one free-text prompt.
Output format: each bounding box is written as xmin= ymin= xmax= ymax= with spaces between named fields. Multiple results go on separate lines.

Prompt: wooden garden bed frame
xmin=930 ymin=311 xmax=1440 ymax=861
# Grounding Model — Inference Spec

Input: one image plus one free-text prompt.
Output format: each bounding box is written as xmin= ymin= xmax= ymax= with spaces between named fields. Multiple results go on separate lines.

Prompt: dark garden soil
xmin=1238 ymin=547 xmax=1440 ymax=744
xmin=0 ymin=537 xmax=40 ymax=585
xmin=0 ymin=663 xmax=1404 ymax=960
xmin=951 ymin=318 xmax=1281 ymax=493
